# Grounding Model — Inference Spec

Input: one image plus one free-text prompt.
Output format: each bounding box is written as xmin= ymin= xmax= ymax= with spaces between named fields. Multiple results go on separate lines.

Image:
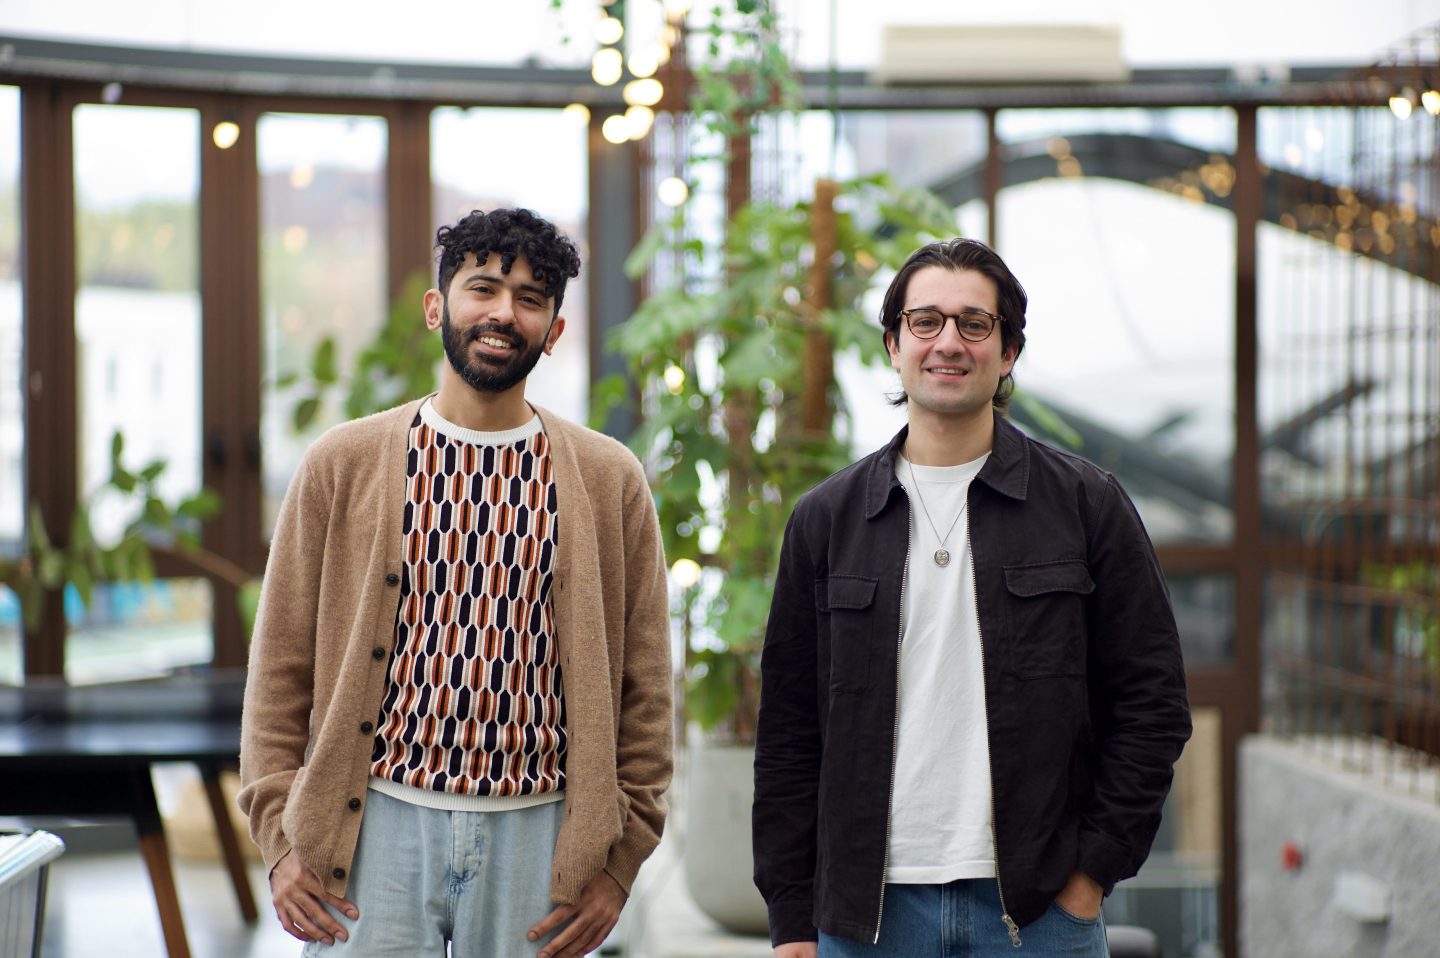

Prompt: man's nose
xmin=486 ymin=292 xmax=518 ymax=322
xmin=932 ymin=316 xmax=970 ymax=351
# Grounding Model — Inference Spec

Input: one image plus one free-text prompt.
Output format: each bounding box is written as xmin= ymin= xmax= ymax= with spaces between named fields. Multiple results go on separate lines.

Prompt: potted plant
xmin=606 ymin=172 xmax=960 ymax=931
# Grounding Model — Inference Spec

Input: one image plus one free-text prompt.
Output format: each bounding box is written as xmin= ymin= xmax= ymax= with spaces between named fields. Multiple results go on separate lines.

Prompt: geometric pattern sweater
xmin=368 ymin=402 xmax=566 ymax=809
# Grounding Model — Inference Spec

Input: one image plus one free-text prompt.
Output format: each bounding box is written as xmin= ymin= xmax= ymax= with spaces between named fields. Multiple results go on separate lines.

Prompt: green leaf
xmin=143 ymin=496 xmax=171 ymax=526
xmin=26 ymin=503 xmax=51 ymax=554
xmin=293 ymin=396 xmax=321 ymax=433
xmin=110 ymin=430 xmax=125 ymax=463
xmin=16 ymin=576 xmax=45 ymax=633
xmin=37 ymin=551 xmax=64 ymax=589
xmin=311 ymin=336 xmax=338 ymax=385
xmin=67 ymin=559 xmax=95 ymax=608
xmin=176 ymin=487 xmax=222 ymax=520
xmin=110 ymin=468 xmax=137 ymax=493
xmin=139 ymin=460 xmax=167 ymax=483
xmin=237 ymin=578 xmax=264 ymax=640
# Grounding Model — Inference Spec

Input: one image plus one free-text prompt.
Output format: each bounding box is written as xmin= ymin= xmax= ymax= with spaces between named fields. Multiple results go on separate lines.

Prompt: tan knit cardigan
xmin=237 ymin=399 xmax=672 ymax=902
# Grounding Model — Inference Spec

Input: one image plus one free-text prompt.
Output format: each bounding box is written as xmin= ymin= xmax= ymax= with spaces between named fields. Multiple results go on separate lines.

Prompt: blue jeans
xmin=302 ymin=789 xmax=564 ymax=957
xmin=818 ymin=880 xmax=1108 ymax=957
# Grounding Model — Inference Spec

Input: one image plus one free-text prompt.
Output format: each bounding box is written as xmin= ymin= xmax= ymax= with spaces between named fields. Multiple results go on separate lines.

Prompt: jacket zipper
xmin=973 ymin=522 xmax=1021 ymax=948
xmin=872 ymin=497 xmax=911 ymax=944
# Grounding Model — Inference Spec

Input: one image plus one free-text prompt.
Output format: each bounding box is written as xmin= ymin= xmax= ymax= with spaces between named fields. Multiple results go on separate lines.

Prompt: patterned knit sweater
xmin=368 ymin=401 xmax=565 ymax=807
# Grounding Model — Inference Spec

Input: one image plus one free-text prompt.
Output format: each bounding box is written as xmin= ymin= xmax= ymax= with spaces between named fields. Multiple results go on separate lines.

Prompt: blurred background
xmin=1 ymin=2 xmax=1437 ymax=956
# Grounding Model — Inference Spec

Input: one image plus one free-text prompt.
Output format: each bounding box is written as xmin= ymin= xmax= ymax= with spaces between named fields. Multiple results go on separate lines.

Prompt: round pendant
xmin=933 ymin=548 xmax=951 ymax=567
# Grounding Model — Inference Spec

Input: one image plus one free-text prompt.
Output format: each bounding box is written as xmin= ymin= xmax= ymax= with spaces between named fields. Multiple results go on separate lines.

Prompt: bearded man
xmin=240 ymin=208 xmax=672 ymax=958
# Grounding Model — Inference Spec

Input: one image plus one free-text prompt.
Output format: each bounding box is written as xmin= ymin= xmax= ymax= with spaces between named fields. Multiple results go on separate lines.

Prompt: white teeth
xmin=479 ymin=336 xmax=512 ymax=349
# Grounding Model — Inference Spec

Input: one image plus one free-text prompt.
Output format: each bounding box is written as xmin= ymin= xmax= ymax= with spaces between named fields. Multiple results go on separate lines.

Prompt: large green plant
xmin=606 ymin=174 xmax=960 ymax=741
xmin=0 ymin=433 xmax=234 ymax=637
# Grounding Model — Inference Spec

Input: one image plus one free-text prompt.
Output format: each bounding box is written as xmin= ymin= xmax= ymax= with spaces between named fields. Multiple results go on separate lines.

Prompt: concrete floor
xmin=26 ymin=763 xmax=768 ymax=958
xmin=40 ymin=848 xmax=293 ymax=958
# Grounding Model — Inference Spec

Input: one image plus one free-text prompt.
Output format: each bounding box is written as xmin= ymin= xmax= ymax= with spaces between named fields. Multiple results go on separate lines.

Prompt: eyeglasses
xmin=899 ymin=307 xmax=1003 ymax=343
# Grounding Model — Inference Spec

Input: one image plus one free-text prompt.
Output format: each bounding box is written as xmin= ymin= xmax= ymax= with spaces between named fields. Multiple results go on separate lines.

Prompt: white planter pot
xmin=683 ymin=741 xmax=771 ymax=936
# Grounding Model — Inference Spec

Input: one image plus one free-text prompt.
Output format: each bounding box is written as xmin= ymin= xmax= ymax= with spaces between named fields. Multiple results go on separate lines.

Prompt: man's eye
xmin=961 ymin=320 xmax=989 ymax=333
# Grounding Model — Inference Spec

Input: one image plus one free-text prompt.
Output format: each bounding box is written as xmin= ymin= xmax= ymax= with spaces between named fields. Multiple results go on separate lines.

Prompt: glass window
xmin=996 ymin=108 xmax=1238 ymax=544
xmin=1107 ymin=706 xmax=1221 ymax=958
xmin=71 ymin=103 xmax=207 ymax=681
xmin=1169 ymin=572 xmax=1234 ymax=667
xmin=430 ymin=107 xmax=589 ymax=423
xmin=0 ymin=85 xmax=20 ymax=682
xmin=259 ymin=112 xmax=387 ymax=535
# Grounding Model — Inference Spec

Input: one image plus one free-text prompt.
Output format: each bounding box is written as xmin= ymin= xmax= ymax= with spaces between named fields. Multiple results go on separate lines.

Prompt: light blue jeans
xmin=818 ymin=879 xmax=1108 ymax=957
xmin=302 ymin=789 xmax=564 ymax=957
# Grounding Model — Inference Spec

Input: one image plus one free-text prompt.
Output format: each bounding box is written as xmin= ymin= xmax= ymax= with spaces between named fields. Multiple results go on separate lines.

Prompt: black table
xmin=0 ymin=673 xmax=258 ymax=958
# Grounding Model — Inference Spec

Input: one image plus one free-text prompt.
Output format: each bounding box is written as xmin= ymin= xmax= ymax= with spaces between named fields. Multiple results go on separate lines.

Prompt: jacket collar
xmin=863 ymin=411 xmax=1030 ymax=520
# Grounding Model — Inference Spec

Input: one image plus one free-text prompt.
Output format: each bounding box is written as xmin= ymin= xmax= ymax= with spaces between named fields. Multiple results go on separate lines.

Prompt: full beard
xmin=441 ymin=301 xmax=549 ymax=395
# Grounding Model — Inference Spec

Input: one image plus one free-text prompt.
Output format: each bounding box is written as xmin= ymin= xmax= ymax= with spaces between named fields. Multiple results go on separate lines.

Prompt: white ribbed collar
xmin=419 ymin=397 xmax=543 ymax=446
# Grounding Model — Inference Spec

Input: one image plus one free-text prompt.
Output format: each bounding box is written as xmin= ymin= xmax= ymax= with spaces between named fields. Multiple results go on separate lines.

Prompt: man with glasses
xmin=753 ymin=239 xmax=1191 ymax=957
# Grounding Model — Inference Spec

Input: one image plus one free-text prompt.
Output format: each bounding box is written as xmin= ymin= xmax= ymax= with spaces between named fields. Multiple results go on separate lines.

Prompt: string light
xmin=592 ymin=47 xmax=624 ymax=86
xmin=212 ymin=121 xmax=240 ymax=149
xmin=601 ymin=114 xmax=630 ymax=144
xmin=657 ymin=176 xmax=689 ymax=207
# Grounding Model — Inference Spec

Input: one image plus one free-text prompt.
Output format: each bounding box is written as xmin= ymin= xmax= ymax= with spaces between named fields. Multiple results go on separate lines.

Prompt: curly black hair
xmin=435 ymin=208 xmax=582 ymax=315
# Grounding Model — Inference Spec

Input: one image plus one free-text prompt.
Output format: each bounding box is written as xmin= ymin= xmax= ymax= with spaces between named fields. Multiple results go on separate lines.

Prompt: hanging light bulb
xmin=212 ymin=120 xmax=241 ymax=150
xmin=601 ymin=114 xmax=630 ymax=144
xmin=657 ymin=176 xmax=689 ymax=207
xmin=1388 ymin=88 xmax=1411 ymax=118
xmin=563 ymin=103 xmax=591 ymax=126
xmin=628 ymin=48 xmax=660 ymax=79
xmin=623 ymin=78 xmax=665 ymax=107
xmin=592 ymin=47 xmax=624 ymax=86
xmin=1422 ymin=89 xmax=1440 ymax=115
xmin=594 ymin=16 xmax=625 ymax=45
xmin=624 ymin=105 xmax=655 ymax=139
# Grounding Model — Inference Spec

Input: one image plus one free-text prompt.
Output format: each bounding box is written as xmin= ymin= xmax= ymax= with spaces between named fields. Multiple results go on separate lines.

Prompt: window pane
xmin=430 ymin=107 xmax=589 ymax=423
xmin=259 ymin=113 xmax=387 ymax=536
xmin=71 ymin=103 xmax=207 ymax=680
xmin=0 ymin=86 xmax=19 ymax=682
xmin=996 ymin=108 xmax=1238 ymax=545
xmin=1107 ymin=706 xmax=1221 ymax=958
xmin=65 ymin=579 xmax=214 ymax=684
xmin=751 ymin=110 xmax=991 ymax=457
xmin=1169 ymin=572 xmax=1234 ymax=667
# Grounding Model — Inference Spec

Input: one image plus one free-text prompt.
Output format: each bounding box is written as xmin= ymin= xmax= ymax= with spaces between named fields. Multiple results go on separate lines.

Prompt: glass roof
xmin=1 ymin=0 xmax=1435 ymax=72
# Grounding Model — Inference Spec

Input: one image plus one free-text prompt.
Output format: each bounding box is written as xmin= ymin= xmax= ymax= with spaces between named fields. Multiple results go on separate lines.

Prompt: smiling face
xmin=425 ymin=251 xmax=565 ymax=397
xmin=886 ymin=265 xmax=1017 ymax=432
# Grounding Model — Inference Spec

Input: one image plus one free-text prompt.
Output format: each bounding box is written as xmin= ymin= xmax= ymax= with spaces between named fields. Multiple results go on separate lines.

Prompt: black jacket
xmin=752 ymin=415 xmax=1192 ymax=946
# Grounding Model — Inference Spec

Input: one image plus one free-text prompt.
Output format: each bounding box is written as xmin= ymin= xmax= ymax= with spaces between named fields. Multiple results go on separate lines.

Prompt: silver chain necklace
xmin=906 ymin=458 xmax=968 ymax=567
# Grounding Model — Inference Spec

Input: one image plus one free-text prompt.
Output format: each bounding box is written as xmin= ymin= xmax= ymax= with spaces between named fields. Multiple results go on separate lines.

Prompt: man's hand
xmin=269 ymin=849 xmax=359 ymax=945
xmin=529 ymin=870 xmax=628 ymax=958
xmin=774 ymin=942 xmax=818 ymax=958
xmin=1054 ymin=870 xmax=1104 ymax=920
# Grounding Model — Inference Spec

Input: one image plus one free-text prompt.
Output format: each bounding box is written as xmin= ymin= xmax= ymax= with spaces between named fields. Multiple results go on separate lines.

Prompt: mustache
xmin=465 ymin=324 xmax=523 ymax=348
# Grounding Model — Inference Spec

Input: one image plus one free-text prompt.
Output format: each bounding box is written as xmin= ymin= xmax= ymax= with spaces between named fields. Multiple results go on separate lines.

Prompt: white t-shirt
xmin=886 ymin=452 xmax=995 ymax=883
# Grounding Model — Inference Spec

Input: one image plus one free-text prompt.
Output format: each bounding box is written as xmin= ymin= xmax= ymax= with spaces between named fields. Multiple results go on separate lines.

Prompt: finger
xmin=279 ymin=903 xmax=322 ymax=944
xmin=528 ymin=903 xmax=574 ymax=941
xmin=576 ymin=921 xmax=616 ymax=957
xmin=285 ymin=893 xmax=347 ymax=944
xmin=537 ymin=913 xmax=590 ymax=958
xmin=322 ymin=890 xmax=360 ymax=921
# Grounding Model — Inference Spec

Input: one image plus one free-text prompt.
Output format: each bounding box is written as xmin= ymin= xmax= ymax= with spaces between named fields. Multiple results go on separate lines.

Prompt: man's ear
xmin=423 ymin=289 xmax=444 ymax=331
xmin=885 ymin=328 xmax=901 ymax=371
xmin=543 ymin=316 xmax=567 ymax=355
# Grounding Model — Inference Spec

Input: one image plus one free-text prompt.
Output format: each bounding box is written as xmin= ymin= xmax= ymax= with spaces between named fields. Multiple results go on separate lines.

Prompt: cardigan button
xmin=385 ymin=572 xmax=400 ymax=586
xmin=360 ymin=720 xmax=374 ymax=734
xmin=348 ymin=797 xmax=361 ymax=811
xmin=332 ymin=867 xmax=346 ymax=880
xmin=372 ymin=647 xmax=386 ymax=660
